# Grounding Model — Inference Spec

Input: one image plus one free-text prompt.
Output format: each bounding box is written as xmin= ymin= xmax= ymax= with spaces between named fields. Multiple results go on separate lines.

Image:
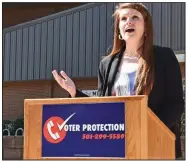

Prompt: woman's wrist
xmin=70 ymin=89 xmax=76 ymax=98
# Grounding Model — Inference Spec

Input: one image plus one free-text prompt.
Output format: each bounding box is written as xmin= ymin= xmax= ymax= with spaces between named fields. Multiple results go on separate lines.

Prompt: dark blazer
xmin=74 ymin=45 xmax=184 ymax=158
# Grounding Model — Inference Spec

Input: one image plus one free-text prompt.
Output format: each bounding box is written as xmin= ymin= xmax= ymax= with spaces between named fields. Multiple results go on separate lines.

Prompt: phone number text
xmin=82 ymin=133 xmax=125 ymax=140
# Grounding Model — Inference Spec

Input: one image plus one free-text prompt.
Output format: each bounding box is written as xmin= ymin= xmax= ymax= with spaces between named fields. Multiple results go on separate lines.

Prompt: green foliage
xmin=3 ymin=118 xmax=24 ymax=136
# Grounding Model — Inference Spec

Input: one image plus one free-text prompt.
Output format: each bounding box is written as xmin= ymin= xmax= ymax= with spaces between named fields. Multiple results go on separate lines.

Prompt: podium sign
xmin=41 ymin=102 xmax=126 ymax=158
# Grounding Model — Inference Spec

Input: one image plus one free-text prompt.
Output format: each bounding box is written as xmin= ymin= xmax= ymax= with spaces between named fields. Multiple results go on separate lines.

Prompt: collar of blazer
xmin=105 ymin=46 xmax=125 ymax=96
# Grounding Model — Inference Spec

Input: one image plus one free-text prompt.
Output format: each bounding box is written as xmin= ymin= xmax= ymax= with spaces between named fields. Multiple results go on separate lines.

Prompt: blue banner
xmin=42 ymin=102 xmax=125 ymax=158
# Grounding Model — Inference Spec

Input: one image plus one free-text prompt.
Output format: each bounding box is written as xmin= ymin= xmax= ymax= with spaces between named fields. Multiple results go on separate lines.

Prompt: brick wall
xmin=3 ymin=78 xmax=98 ymax=120
xmin=3 ymin=80 xmax=51 ymax=120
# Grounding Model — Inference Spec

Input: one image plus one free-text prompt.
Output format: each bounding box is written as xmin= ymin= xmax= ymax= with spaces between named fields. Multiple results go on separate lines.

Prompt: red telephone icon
xmin=47 ymin=120 xmax=60 ymax=140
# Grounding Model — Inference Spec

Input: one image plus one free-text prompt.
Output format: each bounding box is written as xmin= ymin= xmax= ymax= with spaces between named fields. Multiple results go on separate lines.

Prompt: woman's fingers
xmin=60 ymin=71 xmax=69 ymax=80
xmin=52 ymin=70 xmax=65 ymax=86
xmin=52 ymin=70 xmax=76 ymax=97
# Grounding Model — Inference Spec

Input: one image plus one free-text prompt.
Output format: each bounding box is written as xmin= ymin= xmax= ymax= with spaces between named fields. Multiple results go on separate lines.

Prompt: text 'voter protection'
xmin=61 ymin=123 xmax=125 ymax=132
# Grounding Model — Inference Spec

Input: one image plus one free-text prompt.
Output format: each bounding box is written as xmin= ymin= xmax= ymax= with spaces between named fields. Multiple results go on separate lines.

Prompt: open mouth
xmin=125 ymin=28 xmax=135 ymax=33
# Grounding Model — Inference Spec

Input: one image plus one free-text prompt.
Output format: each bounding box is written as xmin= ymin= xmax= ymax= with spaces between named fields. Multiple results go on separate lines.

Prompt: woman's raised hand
xmin=52 ymin=70 xmax=76 ymax=97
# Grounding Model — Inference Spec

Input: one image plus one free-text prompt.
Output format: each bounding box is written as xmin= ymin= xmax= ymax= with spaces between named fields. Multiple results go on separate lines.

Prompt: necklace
xmin=123 ymin=51 xmax=141 ymax=60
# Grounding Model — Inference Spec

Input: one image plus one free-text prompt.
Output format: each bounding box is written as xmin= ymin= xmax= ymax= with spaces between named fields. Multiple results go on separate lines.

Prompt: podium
xmin=24 ymin=95 xmax=175 ymax=159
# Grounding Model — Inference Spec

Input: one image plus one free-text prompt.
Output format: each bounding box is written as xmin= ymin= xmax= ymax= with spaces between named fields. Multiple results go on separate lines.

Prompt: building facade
xmin=3 ymin=2 xmax=185 ymax=122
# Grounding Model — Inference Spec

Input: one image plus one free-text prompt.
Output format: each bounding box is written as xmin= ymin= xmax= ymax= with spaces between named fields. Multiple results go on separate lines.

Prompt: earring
xmin=118 ymin=34 xmax=123 ymax=40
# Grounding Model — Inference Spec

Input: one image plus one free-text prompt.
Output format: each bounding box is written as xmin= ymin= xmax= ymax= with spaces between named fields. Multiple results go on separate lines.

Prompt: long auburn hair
xmin=110 ymin=3 xmax=155 ymax=95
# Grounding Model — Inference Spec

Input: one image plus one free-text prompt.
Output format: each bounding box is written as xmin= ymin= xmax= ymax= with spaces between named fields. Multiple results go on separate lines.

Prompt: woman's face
xmin=119 ymin=8 xmax=145 ymax=42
